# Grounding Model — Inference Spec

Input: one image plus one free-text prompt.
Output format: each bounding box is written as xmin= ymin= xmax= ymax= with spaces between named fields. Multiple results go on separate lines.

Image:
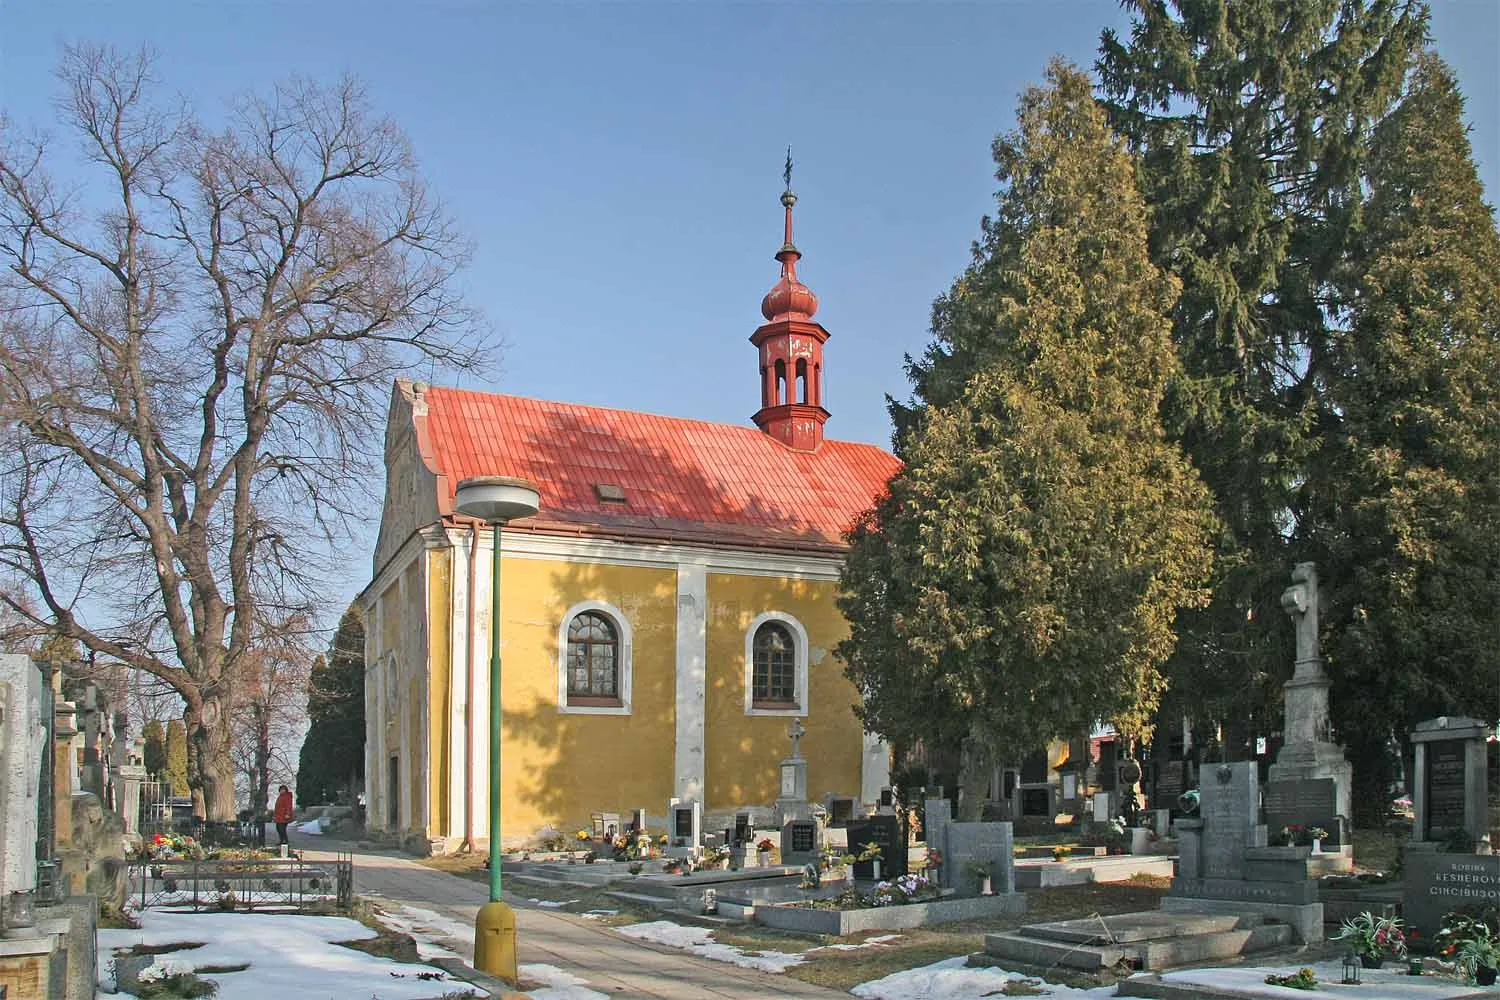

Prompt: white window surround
xmin=743 ymin=611 xmax=809 ymax=717
xmin=557 ymin=600 xmax=634 ymax=716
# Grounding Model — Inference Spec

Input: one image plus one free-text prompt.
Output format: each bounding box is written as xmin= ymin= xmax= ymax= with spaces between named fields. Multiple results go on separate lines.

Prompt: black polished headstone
xmin=1263 ymin=777 xmax=1340 ymax=846
xmin=1426 ymin=740 xmax=1469 ymax=840
xmin=847 ymin=816 xmax=906 ymax=880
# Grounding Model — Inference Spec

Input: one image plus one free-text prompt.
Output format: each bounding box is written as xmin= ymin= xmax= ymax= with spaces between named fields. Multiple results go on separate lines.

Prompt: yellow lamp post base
xmin=473 ymin=900 xmax=519 ymax=983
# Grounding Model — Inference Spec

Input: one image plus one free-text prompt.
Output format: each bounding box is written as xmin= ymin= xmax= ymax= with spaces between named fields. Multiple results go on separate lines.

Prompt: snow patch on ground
xmin=812 ymin=933 xmax=903 ymax=952
xmin=852 ymin=955 xmax=1118 ymax=1000
xmin=614 ymin=920 xmax=807 ymax=973
xmin=578 ymin=909 xmax=618 ymax=919
xmin=519 ymin=963 xmax=611 ymax=999
xmin=527 ymin=898 xmax=580 ymax=908
xmin=373 ymin=904 xmax=468 ymax=958
xmin=98 ymin=909 xmax=485 ymax=1000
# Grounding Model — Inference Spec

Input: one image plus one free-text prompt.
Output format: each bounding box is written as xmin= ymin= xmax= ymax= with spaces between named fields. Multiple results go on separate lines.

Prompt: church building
xmin=361 ymin=184 xmax=900 ymax=852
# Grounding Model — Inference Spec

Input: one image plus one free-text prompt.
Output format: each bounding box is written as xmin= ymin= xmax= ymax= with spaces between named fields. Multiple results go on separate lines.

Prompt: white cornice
xmin=496 ymin=528 xmax=843 ymax=581
xmin=363 ymin=521 xmax=845 ymax=603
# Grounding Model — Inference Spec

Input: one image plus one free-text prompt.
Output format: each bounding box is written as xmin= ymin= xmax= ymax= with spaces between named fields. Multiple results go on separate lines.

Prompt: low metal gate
xmin=127 ymin=854 xmax=354 ymax=912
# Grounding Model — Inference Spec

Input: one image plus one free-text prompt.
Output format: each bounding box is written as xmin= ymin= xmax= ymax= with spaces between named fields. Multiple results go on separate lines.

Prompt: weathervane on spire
xmin=783 ymin=146 xmax=794 ymax=192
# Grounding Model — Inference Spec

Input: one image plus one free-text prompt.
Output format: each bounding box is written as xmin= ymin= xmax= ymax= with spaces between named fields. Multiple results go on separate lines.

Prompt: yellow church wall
xmin=703 ymin=573 xmax=862 ymax=812
xmin=402 ymin=558 xmax=425 ymax=831
xmin=495 ymin=555 xmax=678 ymax=839
xmin=426 ymin=546 xmax=452 ymax=836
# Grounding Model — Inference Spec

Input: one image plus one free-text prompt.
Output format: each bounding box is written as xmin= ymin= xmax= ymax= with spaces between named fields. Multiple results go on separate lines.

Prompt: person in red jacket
xmin=273 ymin=785 xmax=295 ymax=847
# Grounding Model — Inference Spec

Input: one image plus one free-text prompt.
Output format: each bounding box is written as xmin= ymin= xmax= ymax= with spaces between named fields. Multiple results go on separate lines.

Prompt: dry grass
xmin=1352 ymin=824 xmax=1408 ymax=874
xmin=119 ymin=941 xmax=205 ymax=957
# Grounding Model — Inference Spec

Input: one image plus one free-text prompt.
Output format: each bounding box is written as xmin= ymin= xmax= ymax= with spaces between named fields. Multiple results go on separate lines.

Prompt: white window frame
xmin=557 ymin=600 xmax=633 ymax=716
xmin=743 ymin=611 xmax=809 ymax=717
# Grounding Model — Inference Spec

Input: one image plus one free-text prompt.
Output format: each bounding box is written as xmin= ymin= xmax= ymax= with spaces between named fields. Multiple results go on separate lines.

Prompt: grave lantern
xmin=1342 ymin=953 xmax=1362 ymax=985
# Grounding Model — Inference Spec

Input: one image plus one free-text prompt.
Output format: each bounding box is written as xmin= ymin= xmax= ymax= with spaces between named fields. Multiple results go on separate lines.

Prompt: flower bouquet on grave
xmin=857 ymin=841 xmax=884 ymax=880
xmin=756 ymin=838 xmax=775 ymax=864
xmin=1051 ymin=845 xmax=1071 ymax=862
xmin=1279 ymin=824 xmax=1305 ymax=847
xmin=966 ymin=859 xmax=994 ymax=895
xmin=923 ymin=846 xmax=943 ymax=878
xmin=1437 ymin=911 xmax=1500 ymax=984
xmin=1334 ymin=911 xmax=1407 ymax=966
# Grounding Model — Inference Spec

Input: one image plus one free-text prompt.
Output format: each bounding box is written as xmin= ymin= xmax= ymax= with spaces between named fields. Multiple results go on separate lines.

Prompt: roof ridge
xmin=423 ymin=381 xmax=892 ymax=453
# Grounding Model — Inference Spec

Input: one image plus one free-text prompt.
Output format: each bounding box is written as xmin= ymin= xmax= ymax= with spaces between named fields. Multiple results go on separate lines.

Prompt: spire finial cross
xmin=788 ymin=718 xmax=806 ymax=756
xmin=783 ymin=146 xmax=794 ymax=192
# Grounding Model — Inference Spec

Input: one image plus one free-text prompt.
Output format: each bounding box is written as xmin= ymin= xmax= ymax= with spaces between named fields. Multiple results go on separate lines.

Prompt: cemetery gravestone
xmin=781 ymin=819 xmax=818 ymax=864
xmin=668 ymin=799 xmax=702 ymax=852
xmin=1264 ymin=563 xmax=1353 ymax=861
xmin=1401 ymin=852 xmax=1500 ymax=938
xmin=1402 ymin=717 xmax=1493 ymax=935
xmin=1155 ymin=761 xmax=1186 ymax=807
xmin=1263 ymin=779 xmax=1339 ymax=847
xmin=1410 ymin=717 xmax=1489 ymax=849
xmin=1165 ymin=760 xmax=1324 ymax=944
xmin=847 ymin=816 xmax=905 ymax=880
xmin=1020 ymin=787 xmax=1050 ymax=817
xmin=945 ymin=822 xmax=1016 ymax=894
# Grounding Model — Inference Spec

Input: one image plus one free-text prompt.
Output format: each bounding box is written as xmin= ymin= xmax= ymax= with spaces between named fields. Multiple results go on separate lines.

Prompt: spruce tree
xmin=1096 ymin=0 xmax=1429 ymax=735
xmin=840 ymin=61 xmax=1218 ymax=818
xmin=1316 ymin=54 xmax=1500 ymax=817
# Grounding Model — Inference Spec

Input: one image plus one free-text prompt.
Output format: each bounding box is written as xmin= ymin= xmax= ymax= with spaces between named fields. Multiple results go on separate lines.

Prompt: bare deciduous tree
xmin=0 ymin=45 xmax=489 ymax=823
xmin=232 ymin=630 xmax=311 ymax=836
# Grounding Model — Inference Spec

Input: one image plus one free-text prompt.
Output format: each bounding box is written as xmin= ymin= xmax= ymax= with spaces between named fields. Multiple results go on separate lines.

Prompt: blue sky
xmin=3 ymin=1 xmax=1497 ymax=614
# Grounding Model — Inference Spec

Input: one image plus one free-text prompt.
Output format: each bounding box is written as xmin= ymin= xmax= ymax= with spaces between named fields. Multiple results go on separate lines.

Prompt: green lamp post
xmin=454 ymin=475 xmax=539 ymax=983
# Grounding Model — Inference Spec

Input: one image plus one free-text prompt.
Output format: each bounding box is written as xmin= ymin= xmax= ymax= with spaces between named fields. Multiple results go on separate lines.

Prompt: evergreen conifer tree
xmin=840 ymin=61 xmax=1217 ymax=818
xmin=165 ymin=719 xmax=190 ymax=797
xmin=1316 ymin=54 xmax=1500 ymax=815
xmin=297 ymin=605 xmax=366 ymax=805
xmin=1096 ymin=0 xmax=1429 ymax=736
xmin=142 ymin=720 xmax=167 ymax=781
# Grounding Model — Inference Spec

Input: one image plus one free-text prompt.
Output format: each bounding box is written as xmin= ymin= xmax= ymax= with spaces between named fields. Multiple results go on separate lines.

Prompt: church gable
xmin=372 ymin=380 xmax=445 ymax=576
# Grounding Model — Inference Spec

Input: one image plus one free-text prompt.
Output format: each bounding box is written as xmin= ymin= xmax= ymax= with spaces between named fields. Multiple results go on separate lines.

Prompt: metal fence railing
xmin=127 ymin=854 xmax=354 ymax=912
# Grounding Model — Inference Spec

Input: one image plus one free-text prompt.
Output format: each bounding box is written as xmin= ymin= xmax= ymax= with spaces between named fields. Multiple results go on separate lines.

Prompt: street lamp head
xmin=454 ymin=476 xmax=540 ymax=524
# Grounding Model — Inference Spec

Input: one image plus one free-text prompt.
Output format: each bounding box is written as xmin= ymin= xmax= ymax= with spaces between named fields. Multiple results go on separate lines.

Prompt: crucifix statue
xmin=788 ymin=718 xmax=806 ymax=757
xmin=1279 ymin=561 xmax=1321 ymax=666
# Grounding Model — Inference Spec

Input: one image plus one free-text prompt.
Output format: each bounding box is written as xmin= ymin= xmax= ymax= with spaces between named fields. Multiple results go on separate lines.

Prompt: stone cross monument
xmin=776 ymin=718 xmax=811 ymax=823
xmin=1266 ymin=562 xmax=1353 ymax=862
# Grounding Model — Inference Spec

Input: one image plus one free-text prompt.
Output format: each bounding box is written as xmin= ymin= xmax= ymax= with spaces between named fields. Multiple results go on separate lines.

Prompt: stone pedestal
xmin=1 ymin=655 xmax=45 ymax=909
xmin=111 ymin=763 xmax=147 ymax=838
xmin=1265 ymin=563 xmax=1353 ymax=866
xmin=775 ymin=752 xmax=811 ymax=823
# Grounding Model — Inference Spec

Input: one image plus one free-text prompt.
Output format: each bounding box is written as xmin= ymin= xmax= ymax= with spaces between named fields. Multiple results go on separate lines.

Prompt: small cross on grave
xmin=788 ymin=718 xmax=806 ymax=758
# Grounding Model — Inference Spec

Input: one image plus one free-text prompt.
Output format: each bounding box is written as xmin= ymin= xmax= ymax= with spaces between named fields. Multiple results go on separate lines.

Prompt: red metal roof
xmin=419 ymin=384 xmax=900 ymax=553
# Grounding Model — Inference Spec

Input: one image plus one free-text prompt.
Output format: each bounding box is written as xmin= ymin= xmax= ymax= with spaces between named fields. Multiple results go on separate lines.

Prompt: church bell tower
xmin=751 ymin=157 xmax=830 ymax=452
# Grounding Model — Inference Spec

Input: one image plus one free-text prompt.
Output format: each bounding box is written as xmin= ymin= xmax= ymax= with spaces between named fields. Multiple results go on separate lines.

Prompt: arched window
xmin=752 ymin=621 xmax=797 ymax=706
xmin=795 ymin=359 xmax=808 ymax=404
xmin=774 ymin=359 xmax=787 ymax=405
xmin=567 ymin=611 xmax=618 ymax=702
xmin=558 ymin=602 xmax=632 ymax=713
